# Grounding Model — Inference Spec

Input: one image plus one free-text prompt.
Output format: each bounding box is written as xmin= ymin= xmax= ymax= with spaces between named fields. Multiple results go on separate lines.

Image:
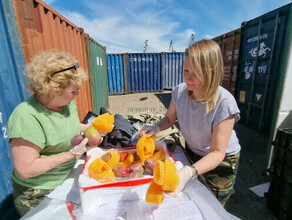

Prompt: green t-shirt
xmin=8 ymin=95 xmax=80 ymax=189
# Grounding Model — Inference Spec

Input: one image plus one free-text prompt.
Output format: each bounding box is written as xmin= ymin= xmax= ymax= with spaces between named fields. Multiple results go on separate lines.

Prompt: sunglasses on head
xmin=51 ymin=63 xmax=80 ymax=76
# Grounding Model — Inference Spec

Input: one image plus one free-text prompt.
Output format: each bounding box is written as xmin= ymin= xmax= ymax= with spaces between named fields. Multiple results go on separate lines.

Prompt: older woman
xmin=8 ymin=50 xmax=92 ymax=216
xmin=141 ymin=39 xmax=241 ymax=206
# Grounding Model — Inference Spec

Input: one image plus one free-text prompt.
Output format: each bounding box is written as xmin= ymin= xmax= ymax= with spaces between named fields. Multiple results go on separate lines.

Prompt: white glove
xmin=140 ymin=125 xmax=160 ymax=137
xmin=163 ymin=166 xmax=194 ymax=197
xmin=70 ymin=138 xmax=88 ymax=156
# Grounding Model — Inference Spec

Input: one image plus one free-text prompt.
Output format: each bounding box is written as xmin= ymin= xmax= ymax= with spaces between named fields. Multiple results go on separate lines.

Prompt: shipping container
xmin=162 ymin=52 xmax=185 ymax=90
xmin=107 ymin=54 xmax=126 ymax=94
xmin=13 ymin=0 xmax=93 ymax=120
xmin=85 ymin=34 xmax=109 ymax=113
xmin=235 ymin=3 xmax=292 ymax=135
xmin=213 ymin=28 xmax=241 ymax=96
xmin=267 ymin=128 xmax=292 ymax=219
xmin=0 ymin=0 xmax=30 ymax=213
xmin=127 ymin=53 xmax=162 ymax=92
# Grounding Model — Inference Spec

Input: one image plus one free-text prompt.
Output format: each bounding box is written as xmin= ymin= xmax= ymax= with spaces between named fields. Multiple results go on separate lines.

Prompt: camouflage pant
xmin=185 ymin=146 xmax=240 ymax=206
xmin=12 ymin=180 xmax=53 ymax=217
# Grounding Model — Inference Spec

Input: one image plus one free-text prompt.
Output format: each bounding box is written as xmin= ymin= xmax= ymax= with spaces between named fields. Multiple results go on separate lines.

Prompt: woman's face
xmin=53 ymin=84 xmax=80 ymax=106
xmin=183 ymin=57 xmax=202 ymax=92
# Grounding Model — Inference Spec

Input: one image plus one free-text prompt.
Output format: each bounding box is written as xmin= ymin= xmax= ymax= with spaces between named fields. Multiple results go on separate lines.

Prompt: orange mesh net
xmin=91 ymin=113 xmax=114 ymax=133
xmin=150 ymin=148 xmax=166 ymax=161
xmin=136 ymin=134 xmax=156 ymax=160
xmin=118 ymin=151 xmax=134 ymax=168
xmin=88 ymin=158 xmax=110 ymax=173
xmin=145 ymin=181 xmax=164 ymax=205
xmin=153 ymin=160 xmax=165 ymax=186
xmin=145 ymin=160 xmax=179 ymax=204
xmin=161 ymin=160 xmax=179 ymax=191
xmin=89 ymin=170 xmax=116 ymax=183
xmin=103 ymin=151 xmax=120 ymax=169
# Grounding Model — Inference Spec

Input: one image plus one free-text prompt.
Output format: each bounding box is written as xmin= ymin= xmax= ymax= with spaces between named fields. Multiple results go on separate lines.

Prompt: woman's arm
xmin=10 ymin=138 xmax=76 ymax=179
xmin=157 ymin=100 xmax=177 ymax=131
xmin=191 ymin=115 xmax=235 ymax=176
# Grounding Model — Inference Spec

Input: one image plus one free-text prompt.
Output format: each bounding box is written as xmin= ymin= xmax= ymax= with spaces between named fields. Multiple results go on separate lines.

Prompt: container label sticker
xmin=248 ymin=42 xmax=271 ymax=58
xmin=0 ymin=112 xmax=9 ymax=139
xmin=100 ymin=58 xmax=103 ymax=66
xmin=239 ymin=91 xmax=246 ymax=103
xmin=96 ymin=57 xmax=100 ymax=66
xmin=129 ymin=57 xmax=152 ymax=62
xmin=245 ymin=72 xmax=251 ymax=80
xmin=256 ymin=94 xmax=262 ymax=102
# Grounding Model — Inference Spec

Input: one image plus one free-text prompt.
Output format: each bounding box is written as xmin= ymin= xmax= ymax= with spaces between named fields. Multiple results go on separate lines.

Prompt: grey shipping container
xmin=235 ymin=3 xmax=292 ymax=135
xmin=127 ymin=53 xmax=162 ymax=93
xmin=213 ymin=28 xmax=241 ymax=96
xmin=162 ymin=52 xmax=185 ymax=90
xmin=107 ymin=54 xmax=126 ymax=94
xmin=0 ymin=0 xmax=30 ymax=213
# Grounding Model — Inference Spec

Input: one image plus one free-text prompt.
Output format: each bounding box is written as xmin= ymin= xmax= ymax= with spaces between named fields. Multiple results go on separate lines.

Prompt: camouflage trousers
xmin=12 ymin=180 xmax=53 ymax=217
xmin=185 ymin=145 xmax=240 ymax=206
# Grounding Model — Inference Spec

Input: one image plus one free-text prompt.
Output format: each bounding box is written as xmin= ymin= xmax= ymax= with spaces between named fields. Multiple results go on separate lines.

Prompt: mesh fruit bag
xmin=91 ymin=113 xmax=114 ymax=133
xmin=136 ymin=134 xmax=156 ymax=160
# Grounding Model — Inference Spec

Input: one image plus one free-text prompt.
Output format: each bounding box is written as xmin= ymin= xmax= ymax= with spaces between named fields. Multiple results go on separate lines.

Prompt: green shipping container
xmin=85 ymin=34 xmax=109 ymax=113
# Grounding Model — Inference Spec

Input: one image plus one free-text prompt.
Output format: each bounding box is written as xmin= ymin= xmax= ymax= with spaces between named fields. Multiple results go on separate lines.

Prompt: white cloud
xmin=43 ymin=0 xmax=291 ymax=53
xmin=59 ymin=6 xmax=187 ymax=53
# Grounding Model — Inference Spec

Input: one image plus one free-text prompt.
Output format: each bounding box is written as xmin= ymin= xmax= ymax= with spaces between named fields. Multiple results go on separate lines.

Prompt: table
xmin=21 ymin=146 xmax=240 ymax=220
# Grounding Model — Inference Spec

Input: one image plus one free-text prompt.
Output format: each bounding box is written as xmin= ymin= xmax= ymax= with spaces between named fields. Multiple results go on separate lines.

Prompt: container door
xmin=107 ymin=54 xmax=125 ymax=94
xmin=0 ymin=0 xmax=30 ymax=207
xmin=87 ymin=37 xmax=109 ymax=113
xmin=127 ymin=53 xmax=162 ymax=93
xmin=235 ymin=4 xmax=292 ymax=134
xmin=213 ymin=29 xmax=241 ymax=96
xmin=162 ymin=52 xmax=185 ymax=90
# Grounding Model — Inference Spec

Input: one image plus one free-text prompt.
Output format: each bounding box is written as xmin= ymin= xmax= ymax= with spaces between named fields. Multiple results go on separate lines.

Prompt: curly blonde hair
xmin=26 ymin=50 xmax=88 ymax=98
xmin=185 ymin=39 xmax=223 ymax=114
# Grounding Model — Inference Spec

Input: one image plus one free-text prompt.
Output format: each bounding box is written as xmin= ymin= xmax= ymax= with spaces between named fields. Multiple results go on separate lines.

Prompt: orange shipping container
xmin=213 ymin=28 xmax=241 ymax=96
xmin=13 ymin=0 xmax=93 ymax=120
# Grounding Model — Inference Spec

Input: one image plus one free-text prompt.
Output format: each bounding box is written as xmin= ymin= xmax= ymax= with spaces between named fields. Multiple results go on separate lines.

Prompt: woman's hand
xmin=69 ymin=138 xmax=89 ymax=156
xmin=140 ymin=125 xmax=160 ymax=137
xmin=163 ymin=166 xmax=194 ymax=197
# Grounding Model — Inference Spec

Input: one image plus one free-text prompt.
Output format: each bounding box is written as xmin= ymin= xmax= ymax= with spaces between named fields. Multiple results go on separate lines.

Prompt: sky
xmin=42 ymin=0 xmax=291 ymax=53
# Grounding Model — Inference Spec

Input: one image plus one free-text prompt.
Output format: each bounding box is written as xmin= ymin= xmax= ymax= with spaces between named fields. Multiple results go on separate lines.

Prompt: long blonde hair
xmin=26 ymin=50 xmax=88 ymax=99
xmin=185 ymin=39 xmax=223 ymax=114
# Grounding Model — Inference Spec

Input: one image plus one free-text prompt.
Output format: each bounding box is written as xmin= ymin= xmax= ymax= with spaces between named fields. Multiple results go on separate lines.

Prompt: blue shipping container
xmin=162 ymin=52 xmax=185 ymax=89
xmin=0 ymin=0 xmax=30 ymax=209
xmin=107 ymin=54 xmax=125 ymax=94
xmin=127 ymin=53 xmax=162 ymax=92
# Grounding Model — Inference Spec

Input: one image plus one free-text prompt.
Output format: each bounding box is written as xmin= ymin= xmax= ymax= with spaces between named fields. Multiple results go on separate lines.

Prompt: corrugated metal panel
xmin=127 ymin=53 xmax=162 ymax=92
xmin=162 ymin=52 xmax=185 ymax=90
xmin=235 ymin=3 xmax=292 ymax=134
xmin=107 ymin=54 xmax=126 ymax=94
xmin=267 ymin=4 xmax=292 ymax=170
xmin=213 ymin=28 xmax=241 ymax=96
xmin=0 ymin=0 xmax=30 ymax=206
xmin=85 ymin=34 xmax=109 ymax=113
xmin=13 ymin=0 xmax=93 ymax=120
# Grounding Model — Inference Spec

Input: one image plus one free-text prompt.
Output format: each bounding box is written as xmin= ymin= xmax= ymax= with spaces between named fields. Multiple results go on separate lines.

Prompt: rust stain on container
xmin=13 ymin=0 xmax=93 ymax=120
xmin=213 ymin=28 xmax=241 ymax=96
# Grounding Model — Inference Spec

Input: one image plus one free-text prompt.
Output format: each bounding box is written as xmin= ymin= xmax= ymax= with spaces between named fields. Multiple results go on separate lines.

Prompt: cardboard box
xmin=79 ymin=140 xmax=173 ymax=213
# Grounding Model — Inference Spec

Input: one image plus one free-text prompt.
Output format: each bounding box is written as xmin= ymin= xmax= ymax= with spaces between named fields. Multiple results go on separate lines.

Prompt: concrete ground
xmin=108 ymin=91 xmax=278 ymax=220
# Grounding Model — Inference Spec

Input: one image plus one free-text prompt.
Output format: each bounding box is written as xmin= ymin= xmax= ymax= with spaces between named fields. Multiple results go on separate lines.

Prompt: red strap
xmin=65 ymin=201 xmax=76 ymax=220
xmin=80 ymin=177 xmax=153 ymax=192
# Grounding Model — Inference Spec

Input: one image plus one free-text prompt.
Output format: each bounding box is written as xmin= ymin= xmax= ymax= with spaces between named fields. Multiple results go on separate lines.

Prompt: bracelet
xmin=188 ymin=165 xmax=198 ymax=179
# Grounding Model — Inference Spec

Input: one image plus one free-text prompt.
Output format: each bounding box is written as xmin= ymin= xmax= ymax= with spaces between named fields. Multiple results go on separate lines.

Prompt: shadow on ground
xmin=154 ymin=92 xmax=172 ymax=109
xmin=154 ymin=91 xmax=277 ymax=220
xmin=226 ymin=123 xmax=276 ymax=220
